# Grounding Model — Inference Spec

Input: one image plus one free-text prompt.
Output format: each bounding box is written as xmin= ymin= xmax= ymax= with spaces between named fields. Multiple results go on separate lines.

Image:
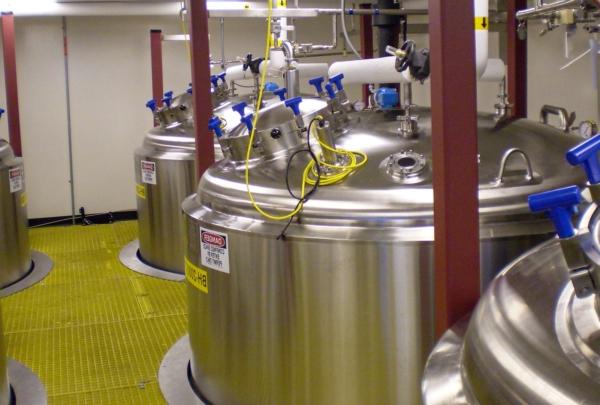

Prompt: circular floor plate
xmin=159 ymin=335 xmax=205 ymax=405
xmin=9 ymin=358 xmax=47 ymax=404
xmin=0 ymin=251 xmax=53 ymax=298
xmin=119 ymin=240 xmax=184 ymax=282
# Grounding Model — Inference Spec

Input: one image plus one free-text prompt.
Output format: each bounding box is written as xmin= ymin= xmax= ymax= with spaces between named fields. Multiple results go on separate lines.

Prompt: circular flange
xmin=0 ymin=251 xmax=53 ymax=298
xmin=9 ymin=358 xmax=47 ymax=404
xmin=119 ymin=240 xmax=184 ymax=282
xmin=159 ymin=335 xmax=205 ymax=405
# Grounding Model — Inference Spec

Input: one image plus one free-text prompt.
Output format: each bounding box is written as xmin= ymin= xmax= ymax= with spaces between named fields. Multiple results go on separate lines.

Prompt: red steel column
xmin=1 ymin=12 xmax=22 ymax=157
xmin=150 ymin=29 xmax=164 ymax=107
xmin=359 ymin=4 xmax=373 ymax=104
xmin=506 ymin=0 xmax=527 ymax=119
xmin=189 ymin=0 xmax=214 ymax=178
xmin=429 ymin=0 xmax=480 ymax=337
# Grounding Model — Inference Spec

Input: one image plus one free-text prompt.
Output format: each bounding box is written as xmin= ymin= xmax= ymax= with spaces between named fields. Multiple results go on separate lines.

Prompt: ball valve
xmin=217 ymin=72 xmax=227 ymax=84
xmin=162 ymin=91 xmax=174 ymax=107
xmin=0 ymin=108 xmax=5 ymax=118
xmin=308 ymin=76 xmax=326 ymax=98
xmin=232 ymin=102 xmax=247 ymax=121
xmin=324 ymin=83 xmax=336 ymax=100
xmin=241 ymin=114 xmax=254 ymax=132
xmin=328 ymin=73 xmax=345 ymax=92
xmin=145 ymin=99 xmax=157 ymax=113
xmin=273 ymin=88 xmax=288 ymax=101
xmin=209 ymin=117 xmax=224 ymax=138
xmin=210 ymin=75 xmax=220 ymax=88
xmin=566 ymin=134 xmax=600 ymax=202
xmin=284 ymin=96 xmax=304 ymax=129
xmin=529 ymin=186 xmax=581 ymax=239
xmin=186 ymin=83 xmax=193 ymax=95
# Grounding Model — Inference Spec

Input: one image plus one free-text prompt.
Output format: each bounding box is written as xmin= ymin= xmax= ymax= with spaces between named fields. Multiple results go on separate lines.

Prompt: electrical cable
xmin=340 ymin=0 xmax=362 ymax=59
xmin=179 ymin=2 xmax=191 ymax=62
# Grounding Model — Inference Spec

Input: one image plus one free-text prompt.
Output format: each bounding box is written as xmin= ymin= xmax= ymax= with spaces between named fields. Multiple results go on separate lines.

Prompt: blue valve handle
xmin=210 ymin=75 xmax=220 ymax=87
xmin=145 ymin=99 xmax=157 ymax=112
xmin=284 ymin=97 xmax=303 ymax=116
xmin=241 ymin=114 xmax=254 ymax=131
xmin=308 ymin=76 xmax=325 ymax=94
xmin=208 ymin=117 xmax=223 ymax=138
xmin=273 ymin=88 xmax=287 ymax=101
xmin=329 ymin=73 xmax=345 ymax=91
xmin=232 ymin=102 xmax=247 ymax=118
xmin=187 ymin=85 xmax=193 ymax=94
xmin=566 ymin=134 xmax=600 ymax=185
xmin=217 ymin=72 xmax=227 ymax=83
xmin=162 ymin=91 xmax=174 ymax=107
xmin=528 ymin=185 xmax=582 ymax=239
xmin=0 ymin=108 xmax=5 ymax=118
xmin=325 ymin=83 xmax=336 ymax=100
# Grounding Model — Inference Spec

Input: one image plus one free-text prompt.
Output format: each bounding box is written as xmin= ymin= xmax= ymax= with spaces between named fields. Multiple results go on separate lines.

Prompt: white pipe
xmin=4 ymin=2 xmax=181 ymax=17
xmin=479 ymin=58 xmax=505 ymax=82
xmin=474 ymin=0 xmax=489 ymax=78
xmin=328 ymin=56 xmax=413 ymax=85
xmin=225 ymin=49 xmax=287 ymax=82
xmin=293 ymin=62 xmax=329 ymax=78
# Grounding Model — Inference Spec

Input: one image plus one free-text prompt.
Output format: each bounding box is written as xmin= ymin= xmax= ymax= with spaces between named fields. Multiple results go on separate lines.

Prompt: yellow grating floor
xmin=2 ymin=221 xmax=188 ymax=404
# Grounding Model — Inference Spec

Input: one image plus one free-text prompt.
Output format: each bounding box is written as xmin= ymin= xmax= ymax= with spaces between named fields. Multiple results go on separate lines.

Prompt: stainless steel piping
xmin=516 ymin=0 xmax=580 ymax=20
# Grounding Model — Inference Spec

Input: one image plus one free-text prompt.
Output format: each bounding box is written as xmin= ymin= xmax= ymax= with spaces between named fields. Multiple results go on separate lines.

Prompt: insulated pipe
xmin=474 ymin=0 xmax=489 ymax=78
xmin=328 ymin=56 xmax=414 ymax=84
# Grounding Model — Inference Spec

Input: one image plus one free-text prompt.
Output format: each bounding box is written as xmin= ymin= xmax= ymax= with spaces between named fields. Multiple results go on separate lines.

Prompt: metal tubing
xmin=189 ymin=0 xmax=214 ymax=178
xmin=62 ymin=17 xmax=76 ymax=224
xmin=359 ymin=3 xmax=373 ymax=104
xmin=507 ymin=0 xmax=528 ymax=119
xmin=429 ymin=0 xmax=480 ymax=337
xmin=1 ymin=13 xmax=22 ymax=157
xmin=150 ymin=29 xmax=164 ymax=108
xmin=516 ymin=0 xmax=579 ymax=20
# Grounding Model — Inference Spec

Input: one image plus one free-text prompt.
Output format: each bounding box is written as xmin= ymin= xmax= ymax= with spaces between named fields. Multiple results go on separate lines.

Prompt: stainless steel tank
xmin=182 ymin=91 xmax=585 ymax=404
xmin=422 ymin=135 xmax=600 ymax=404
xmin=134 ymin=86 xmax=250 ymax=274
xmin=0 ymin=139 xmax=31 ymax=288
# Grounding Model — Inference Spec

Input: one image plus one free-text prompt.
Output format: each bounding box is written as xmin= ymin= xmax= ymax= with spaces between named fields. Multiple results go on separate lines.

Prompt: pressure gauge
xmin=578 ymin=120 xmax=598 ymax=139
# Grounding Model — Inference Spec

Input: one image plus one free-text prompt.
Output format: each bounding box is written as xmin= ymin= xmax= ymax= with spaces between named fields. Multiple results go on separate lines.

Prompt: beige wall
xmin=2 ymin=15 xmax=590 ymax=218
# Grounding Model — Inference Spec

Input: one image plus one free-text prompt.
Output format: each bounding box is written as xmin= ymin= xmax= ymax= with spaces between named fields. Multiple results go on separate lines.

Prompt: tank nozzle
xmin=528 ymin=185 xmax=581 ymax=239
xmin=329 ymin=73 xmax=345 ymax=91
xmin=241 ymin=114 xmax=254 ymax=131
xmin=273 ymin=88 xmax=288 ymax=101
xmin=232 ymin=102 xmax=247 ymax=118
xmin=308 ymin=76 xmax=325 ymax=95
xmin=162 ymin=91 xmax=174 ymax=107
xmin=145 ymin=99 xmax=157 ymax=112
xmin=209 ymin=116 xmax=223 ymax=138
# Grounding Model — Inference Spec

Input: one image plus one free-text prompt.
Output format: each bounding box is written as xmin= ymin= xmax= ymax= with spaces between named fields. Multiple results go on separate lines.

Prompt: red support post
xmin=506 ymin=0 xmax=527 ymax=119
xmin=429 ymin=0 xmax=480 ymax=338
xmin=359 ymin=4 xmax=373 ymax=105
xmin=150 ymin=29 xmax=164 ymax=108
xmin=188 ymin=0 xmax=214 ymax=178
xmin=1 ymin=12 xmax=22 ymax=157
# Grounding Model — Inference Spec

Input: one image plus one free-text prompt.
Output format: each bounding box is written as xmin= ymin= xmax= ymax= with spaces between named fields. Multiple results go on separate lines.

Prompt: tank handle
xmin=539 ymin=105 xmax=576 ymax=132
xmin=495 ymin=148 xmax=535 ymax=185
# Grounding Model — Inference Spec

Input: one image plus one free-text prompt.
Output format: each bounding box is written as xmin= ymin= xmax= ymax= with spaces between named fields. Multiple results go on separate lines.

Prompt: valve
xmin=284 ymin=96 xmax=302 ymax=116
xmin=329 ymin=73 xmax=345 ymax=91
xmin=217 ymin=72 xmax=227 ymax=84
xmin=528 ymin=185 xmax=581 ymax=239
xmin=241 ymin=114 xmax=254 ymax=131
xmin=0 ymin=108 xmax=5 ymax=118
xmin=308 ymin=76 xmax=325 ymax=95
xmin=273 ymin=88 xmax=287 ymax=101
xmin=210 ymin=75 xmax=220 ymax=88
xmin=162 ymin=91 xmax=174 ymax=107
xmin=186 ymin=83 xmax=193 ymax=94
xmin=232 ymin=102 xmax=247 ymax=119
xmin=566 ymin=134 xmax=600 ymax=185
xmin=325 ymin=83 xmax=336 ymax=100
xmin=145 ymin=99 xmax=157 ymax=112
xmin=209 ymin=116 xmax=223 ymax=138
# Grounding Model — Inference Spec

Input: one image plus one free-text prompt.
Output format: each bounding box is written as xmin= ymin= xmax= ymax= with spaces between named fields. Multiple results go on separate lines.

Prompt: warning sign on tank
xmin=140 ymin=160 xmax=157 ymax=185
xmin=200 ymin=227 xmax=230 ymax=273
xmin=8 ymin=167 xmax=23 ymax=193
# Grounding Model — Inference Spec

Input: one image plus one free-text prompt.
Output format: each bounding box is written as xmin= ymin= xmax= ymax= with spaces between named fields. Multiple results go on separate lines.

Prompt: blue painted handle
xmin=308 ymin=76 xmax=325 ymax=94
xmin=241 ymin=114 xmax=254 ymax=131
xmin=232 ymin=102 xmax=247 ymax=118
xmin=329 ymin=73 xmax=345 ymax=91
xmin=145 ymin=99 xmax=157 ymax=112
xmin=209 ymin=117 xmax=223 ymax=138
xmin=217 ymin=72 xmax=227 ymax=83
xmin=528 ymin=185 xmax=582 ymax=238
xmin=210 ymin=75 xmax=219 ymax=87
xmin=273 ymin=88 xmax=287 ymax=101
xmin=0 ymin=108 xmax=5 ymax=118
xmin=325 ymin=83 xmax=336 ymax=100
xmin=566 ymin=134 xmax=600 ymax=185
xmin=186 ymin=82 xmax=193 ymax=94
xmin=162 ymin=91 xmax=174 ymax=107
xmin=284 ymin=97 xmax=303 ymax=116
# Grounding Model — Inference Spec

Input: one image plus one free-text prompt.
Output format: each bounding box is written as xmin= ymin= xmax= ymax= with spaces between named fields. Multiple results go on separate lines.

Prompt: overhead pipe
xmin=516 ymin=0 xmax=580 ymax=20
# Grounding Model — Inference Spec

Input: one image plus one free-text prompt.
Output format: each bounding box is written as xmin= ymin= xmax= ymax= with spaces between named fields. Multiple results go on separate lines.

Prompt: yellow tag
xmin=277 ymin=0 xmax=287 ymax=8
xmin=243 ymin=3 xmax=250 ymax=9
xmin=185 ymin=258 xmax=208 ymax=294
xmin=20 ymin=193 xmax=27 ymax=207
xmin=136 ymin=184 xmax=146 ymax=199
xmin=474 ymin=17 xmax=489 ymax=30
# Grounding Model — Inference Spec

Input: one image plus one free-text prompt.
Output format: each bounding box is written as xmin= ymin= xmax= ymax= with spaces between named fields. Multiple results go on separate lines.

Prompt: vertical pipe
xmin=429 ymin=0 xmax=480 ymax=337
xmin=220 ymin=17 xmax=226 ymax=70
xmin=1 ymin=12 xmax=21 ymax=157
xmin=506 ymin=0 xmax=528 ymax=118
xmin=359 ymin=3 xmax=373 ymax=104
xmin=62 ymin=17 xmax=76 ymax=224
xmin=150 ymin=29 xmax=164 ymax=107
xmin=189 ymin=0 xmax=214 ymax=178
